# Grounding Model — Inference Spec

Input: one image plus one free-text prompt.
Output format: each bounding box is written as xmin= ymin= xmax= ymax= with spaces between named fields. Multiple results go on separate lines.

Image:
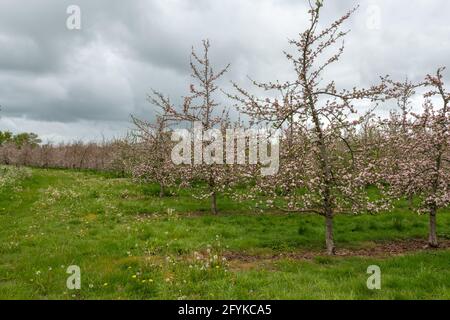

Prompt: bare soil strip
xmin=224 ymin=239 xmax=450 ymax=263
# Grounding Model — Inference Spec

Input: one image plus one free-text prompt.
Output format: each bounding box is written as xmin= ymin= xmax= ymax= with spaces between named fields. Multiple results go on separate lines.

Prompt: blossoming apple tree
xmin=229 ymin=1 xmax=390 ymax=254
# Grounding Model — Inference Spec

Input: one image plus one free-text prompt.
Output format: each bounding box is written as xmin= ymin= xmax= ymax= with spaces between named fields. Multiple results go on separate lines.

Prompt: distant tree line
xmin=0 ymin=133 xmax=129 ymax=173
xmin=0 ymin=131 xmax=41 ymax=147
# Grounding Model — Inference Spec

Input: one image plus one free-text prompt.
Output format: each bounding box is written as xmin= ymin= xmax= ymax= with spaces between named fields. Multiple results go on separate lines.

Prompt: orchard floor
xmin=0 ymin=167 xmax=449 ymax=300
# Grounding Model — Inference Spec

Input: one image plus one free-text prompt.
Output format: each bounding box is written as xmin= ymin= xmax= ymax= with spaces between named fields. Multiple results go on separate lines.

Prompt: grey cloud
xmin=0 ymin=0 xmax=449 ymax=141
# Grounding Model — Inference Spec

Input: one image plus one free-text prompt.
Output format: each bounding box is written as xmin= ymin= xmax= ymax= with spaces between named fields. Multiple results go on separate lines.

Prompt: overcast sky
xmin=0 ymin=0 xmax=449 ymax=142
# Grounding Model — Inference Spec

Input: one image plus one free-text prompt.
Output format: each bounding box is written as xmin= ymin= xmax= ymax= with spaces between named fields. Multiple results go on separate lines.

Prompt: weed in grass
xmin=392 ymin=217 xmax=405 ymax=232
xmin=297 ymin=223 xmax=309 ymax=235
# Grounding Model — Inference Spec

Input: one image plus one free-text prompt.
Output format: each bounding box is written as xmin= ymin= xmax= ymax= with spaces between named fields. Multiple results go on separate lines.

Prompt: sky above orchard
xmin=0 ymin=0 xmax=449 ymax=142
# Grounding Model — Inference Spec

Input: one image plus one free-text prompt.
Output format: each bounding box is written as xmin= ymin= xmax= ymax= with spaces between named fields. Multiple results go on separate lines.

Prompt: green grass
xmin=0 ymin=167 xmax=449 ymax=299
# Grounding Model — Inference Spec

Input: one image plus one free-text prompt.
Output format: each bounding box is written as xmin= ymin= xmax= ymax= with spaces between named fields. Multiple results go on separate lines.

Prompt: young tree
xmin=149 ymin=40 xmax=232 ymax=214
xmin=381 ymin=79 xmax=424 ymax=209
xmin=229 ymin=1 xmax=389 ymax=254
xmin=385 ymin=68 xmax=449 ymax=248
xmin=131 ymin=115 xmax=176 ymax=197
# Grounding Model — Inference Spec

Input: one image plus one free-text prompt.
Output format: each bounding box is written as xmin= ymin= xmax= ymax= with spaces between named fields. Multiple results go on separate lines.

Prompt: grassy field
xmin=0 ymin=167 xmax=449 ymax=300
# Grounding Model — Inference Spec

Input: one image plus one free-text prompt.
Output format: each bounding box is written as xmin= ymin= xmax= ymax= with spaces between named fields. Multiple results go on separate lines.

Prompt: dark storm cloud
xmin=0 ymin=0 xmax=449 ymax=141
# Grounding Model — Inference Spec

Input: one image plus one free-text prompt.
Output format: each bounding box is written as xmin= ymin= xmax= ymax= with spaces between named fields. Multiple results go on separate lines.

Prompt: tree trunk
xmin=408 ymin=194 xmax=414 ymax=210
xmin=303 ymin=51 xmax=335 ymax=256
xmin=428 ymin=206 xmax=438 ymax=248
xmin=211 ymin=192 xmax=218 ymax=215
xmin=159 ymin=183 xmax=165 ymax=198
xmin=325 ymin=209 xmax=335 ymax=255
